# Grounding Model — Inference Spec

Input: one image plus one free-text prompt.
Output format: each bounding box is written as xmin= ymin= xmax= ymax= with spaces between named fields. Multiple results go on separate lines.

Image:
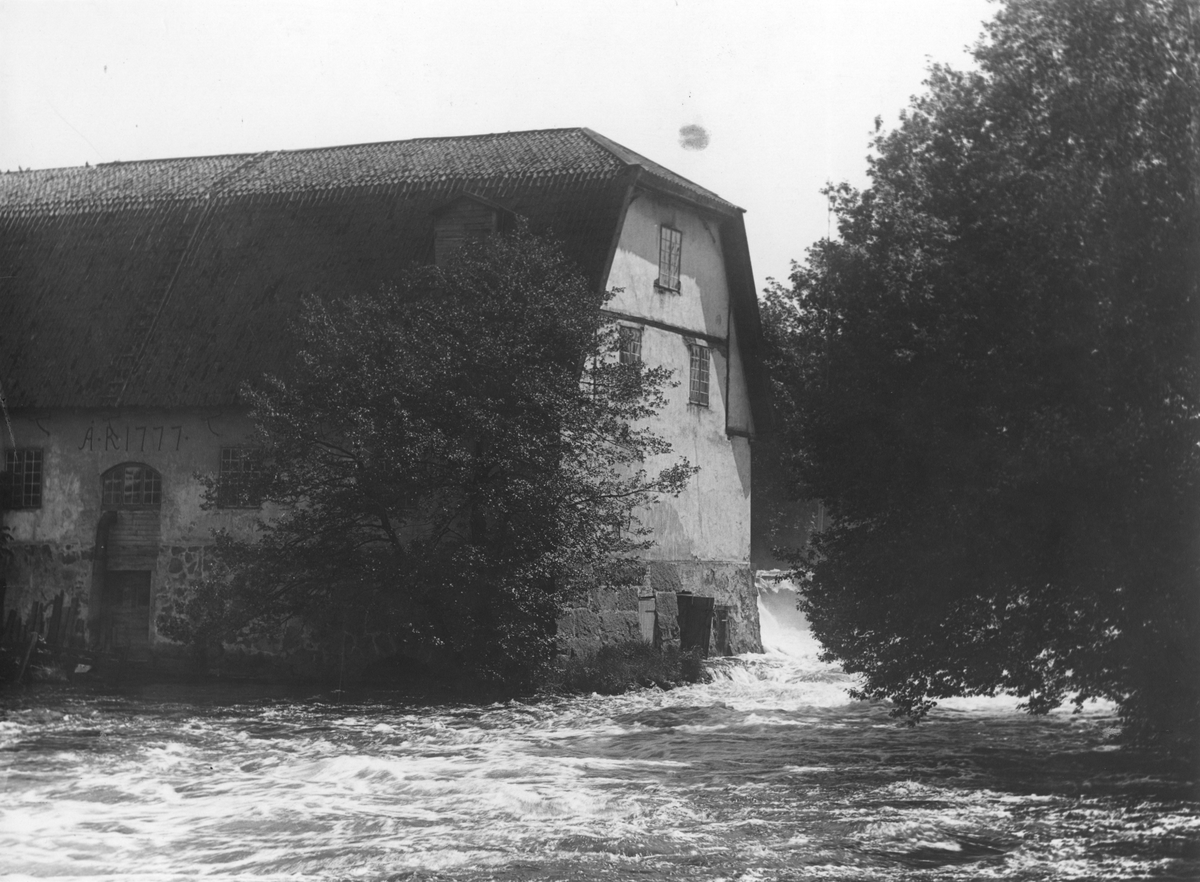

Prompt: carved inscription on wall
xmin=78 ymin=424 xmax=188 ymax=452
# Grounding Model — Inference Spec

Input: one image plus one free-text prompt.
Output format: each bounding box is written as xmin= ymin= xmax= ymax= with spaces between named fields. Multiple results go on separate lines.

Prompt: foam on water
xmin=0 ymin=579 xmax=1193 ymax=880
xmin=756 ymin=572 xmax=812 ymax=655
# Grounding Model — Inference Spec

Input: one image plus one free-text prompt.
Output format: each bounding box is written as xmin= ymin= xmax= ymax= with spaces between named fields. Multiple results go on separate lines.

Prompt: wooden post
xmin=47 ymin=593 xmax=64 ymax=649
xmin=16 ymin=631 xmax=38 ymax=685
xmin=62 ymin=600 xmax=80 ymax=650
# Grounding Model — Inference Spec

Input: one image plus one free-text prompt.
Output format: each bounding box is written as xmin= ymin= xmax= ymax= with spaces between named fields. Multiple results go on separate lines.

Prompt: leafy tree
xmin=763 ymin=0 xmax=1199 ymax=755
xmin=166 ymin=229 xmax=693 ymax=687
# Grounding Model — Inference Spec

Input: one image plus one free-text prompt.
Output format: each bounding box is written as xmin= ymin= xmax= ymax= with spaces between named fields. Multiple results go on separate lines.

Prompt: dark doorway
xmin=677 ymin=593 xmax=714 ymax=656
xmin=100 ymin=570 xmax=152 ymax=652
xmin=93 ymin=463 xmax=162 ymax=651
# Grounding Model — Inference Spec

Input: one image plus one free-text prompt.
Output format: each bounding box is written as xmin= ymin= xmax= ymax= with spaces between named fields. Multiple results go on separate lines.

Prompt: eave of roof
xmin=0 ymin=128 xmax=758 ymax=413
xmin=0 ymin=127 xmax=741 ymax=218
xmin=578 ymin=129 xmax=742 ymax=217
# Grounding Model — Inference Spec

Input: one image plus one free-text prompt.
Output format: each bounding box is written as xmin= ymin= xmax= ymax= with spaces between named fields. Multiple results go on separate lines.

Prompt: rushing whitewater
xmin=2 ymin=581 xmax=1197 ymax=881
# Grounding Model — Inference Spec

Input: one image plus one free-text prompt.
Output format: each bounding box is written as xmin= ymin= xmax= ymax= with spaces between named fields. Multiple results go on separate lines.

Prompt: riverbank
xmin=1 ymin=636 xmax=713 ymax=709
xmin=3 ymin=635 xmax=1197 ymax=881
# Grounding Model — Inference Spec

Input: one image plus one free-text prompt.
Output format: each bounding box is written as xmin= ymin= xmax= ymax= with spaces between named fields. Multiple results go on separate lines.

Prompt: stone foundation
xmin=3 ymin=546 xmax=763 ymax=677
xmin=556 ymin=560 xmax=761 ymax=658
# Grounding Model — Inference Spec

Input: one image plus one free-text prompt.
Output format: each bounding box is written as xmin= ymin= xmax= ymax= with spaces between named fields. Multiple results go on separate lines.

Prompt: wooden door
xmin=100 ymin=570 xmax=152 ymax=651
xmin=638 ymin=595 xmax=656 ymax=644
xmin=677 ymin=594 xmax=714 ymax=656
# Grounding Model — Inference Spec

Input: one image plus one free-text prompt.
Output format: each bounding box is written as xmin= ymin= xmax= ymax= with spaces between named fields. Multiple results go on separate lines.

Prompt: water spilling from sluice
xmin=2 ymin=582 xmax=1197 ymax=881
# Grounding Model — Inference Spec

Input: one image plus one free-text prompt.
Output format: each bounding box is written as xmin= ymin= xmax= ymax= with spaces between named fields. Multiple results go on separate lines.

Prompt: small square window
xmin=688 ymin=344 xmax=710 ymax=407
xmin=618 ymin=326 xmax=643 ymax=365
xmin=657 ymin=226 xmax=682 ymax=291
xmin=4 ymin=449 xmax=43 ymax=509
xmin=218 ymin=448 xmax=262 ymax=508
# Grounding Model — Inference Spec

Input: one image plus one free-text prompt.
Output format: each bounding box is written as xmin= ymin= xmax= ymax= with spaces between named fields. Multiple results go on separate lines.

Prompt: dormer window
xmin=657 ymin=226 xmax=682 ymax=292
xmin=432 ymin=193 xmax=513 ymax=266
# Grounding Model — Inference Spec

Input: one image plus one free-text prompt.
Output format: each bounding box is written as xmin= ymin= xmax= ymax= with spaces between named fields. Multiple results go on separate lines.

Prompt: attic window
xmin=4 ymin=448 xmax=43 ymax=509
xmin=433 ymin=194 xmax=507 ymax=266
xmin=657 ymin=226 xmax=682 ymax=292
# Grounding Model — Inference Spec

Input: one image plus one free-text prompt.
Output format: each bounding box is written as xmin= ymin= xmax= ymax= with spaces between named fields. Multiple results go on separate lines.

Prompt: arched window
xmin=101 ymin=463 xmax=163 ymax=509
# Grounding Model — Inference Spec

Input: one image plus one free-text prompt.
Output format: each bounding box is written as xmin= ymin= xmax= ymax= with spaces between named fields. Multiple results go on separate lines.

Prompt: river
xmin=2 ymin=582 xmax=1197 ymax=881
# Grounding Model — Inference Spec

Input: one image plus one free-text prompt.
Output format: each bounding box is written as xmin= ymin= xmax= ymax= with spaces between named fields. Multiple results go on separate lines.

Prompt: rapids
xmin=2 ymin=582 xmax=1197 ymax=881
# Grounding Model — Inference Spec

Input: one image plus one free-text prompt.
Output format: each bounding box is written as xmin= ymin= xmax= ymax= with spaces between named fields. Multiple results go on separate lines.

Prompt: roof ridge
xmin=1 ymin=128 xmax=742 ymax=219
xmin=578 ymin=128 xmax=739 ymax=213
xmin=205 ymin=150 xmax=277 ymax=196
xmin=5 ymin=128 xmax=595 ymax=175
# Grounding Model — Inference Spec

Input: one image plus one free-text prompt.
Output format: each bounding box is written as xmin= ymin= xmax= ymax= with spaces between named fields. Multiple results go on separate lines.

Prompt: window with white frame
xmin=657 ymin=226 xmax=682 ymax=291
xmin=618 ymin=325 xmax=643 ymax=365
xmin=688 ymin=344 xmax=710 ymax=407
xmin=4 ymin=448 xmax=43 ymax=509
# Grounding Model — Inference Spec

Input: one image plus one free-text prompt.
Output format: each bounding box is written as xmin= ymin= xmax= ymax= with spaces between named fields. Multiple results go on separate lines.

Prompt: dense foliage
xmin=762 ymin=0 xmax=1199 ymax=753
xmin=167 ymin=230 xmax=693 ymax=687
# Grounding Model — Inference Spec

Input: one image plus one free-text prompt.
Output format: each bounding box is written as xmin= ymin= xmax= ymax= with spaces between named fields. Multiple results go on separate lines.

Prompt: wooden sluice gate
xmin=0 ymin=591 xmax=105 ymax=685
xmin=637 ymin=590 xmax=731 ymax=657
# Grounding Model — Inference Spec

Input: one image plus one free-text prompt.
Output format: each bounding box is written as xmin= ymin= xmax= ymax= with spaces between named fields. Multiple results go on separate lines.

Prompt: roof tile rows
xmin=0 ymin=128 xmax=752 ymax=412
xmin=0 ymin=128 xmax=739 ymax=215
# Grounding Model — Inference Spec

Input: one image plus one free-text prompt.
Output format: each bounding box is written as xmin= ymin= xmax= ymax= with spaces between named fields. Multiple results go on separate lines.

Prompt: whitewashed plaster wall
xmin=3 ymin=408 xmax=266 ymax=548
xmin=605 ymin=193 xmax=753 ymax=565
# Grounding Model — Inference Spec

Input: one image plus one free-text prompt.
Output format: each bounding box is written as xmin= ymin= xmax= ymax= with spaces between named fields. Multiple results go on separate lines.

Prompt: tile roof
xmin=0 ymin=128 xmax=740 ymax=216
xmin=0 ymin=128 xmax=750 ymax=411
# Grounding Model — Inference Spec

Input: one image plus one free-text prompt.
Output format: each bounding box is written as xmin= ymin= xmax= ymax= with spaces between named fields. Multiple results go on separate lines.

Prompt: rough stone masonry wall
xmin=4 ymin=541 xmax=762 ymax=675
xmin=153 ymin=544 xmax=329 ymax=680
xmin=556 ymin=560 xmax=762 ymax=658
xmin=153 ymin=544 xmax=208 ymax=641
xmin=1 ymin=540 xmax=212 ymax=653
xmin=555 ymin=582 xmax=643 ymax=658
xmin=2 ymin=543 xmax=94 ymax=619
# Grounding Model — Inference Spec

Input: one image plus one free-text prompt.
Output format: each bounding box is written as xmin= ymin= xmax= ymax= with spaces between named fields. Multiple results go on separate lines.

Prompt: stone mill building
xmin=0 ymin=128 xmax=771 ymax=673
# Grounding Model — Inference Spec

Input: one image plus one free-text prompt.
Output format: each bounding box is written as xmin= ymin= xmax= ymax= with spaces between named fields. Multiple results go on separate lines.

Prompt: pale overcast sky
xmin=0 ymin=0 xmax=995 ymax=293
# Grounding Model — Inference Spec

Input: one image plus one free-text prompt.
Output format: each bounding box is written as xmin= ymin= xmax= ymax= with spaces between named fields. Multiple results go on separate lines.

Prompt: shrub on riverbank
xmin=161 ymin=230 xmax=694 ymax=689
xmin=761 ymin=0 xmax=1200 ymax=759
xmin=555 ymin=641 xmax=708 ymax=695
